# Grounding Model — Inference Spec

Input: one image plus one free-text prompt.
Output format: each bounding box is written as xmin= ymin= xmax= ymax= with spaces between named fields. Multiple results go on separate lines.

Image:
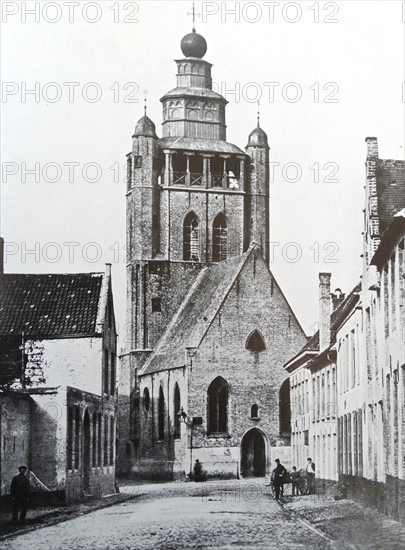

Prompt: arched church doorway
xmin=240 ymin=428 xmax=266 ymax=478
xmin=83 ymin=410 xmax=91 ymax=492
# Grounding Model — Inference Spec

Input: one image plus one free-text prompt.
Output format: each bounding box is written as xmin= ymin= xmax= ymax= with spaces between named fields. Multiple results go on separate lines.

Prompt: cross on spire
xmin=188 ymin=2 xmax=201 ymax=32
xmin=257 ymin=100 xmax=261 ymax=126
xmin=143 ymin=89 xmax=148 ymax=116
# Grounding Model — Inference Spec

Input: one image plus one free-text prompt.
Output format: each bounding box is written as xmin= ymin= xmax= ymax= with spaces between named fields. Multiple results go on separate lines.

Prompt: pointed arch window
xmin=143 ymin=387 xmax=150 ymax=412
xmin=207 ymin=377 xmax=229 ymax=434
xmin=173 ymin=384 xmax=181 ymax=439
xmin=212 ymin=213 xmax=228 ymax=262
xmin=246 ymin=330 xmax=266 ymax=352
xmin=183 ymin=212 xmax=200 ymax=261
xmin=158 ymin=386 xmax=165 ymax=440
xmin=251 ymin=404 xmax=259 ymax=419
xmin=279 ymin=379 xmax=291 ymax=438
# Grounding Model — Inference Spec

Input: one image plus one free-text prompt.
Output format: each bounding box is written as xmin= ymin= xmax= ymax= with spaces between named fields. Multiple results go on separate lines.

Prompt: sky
xmin=1 ymin=0 xmax=404 ymax=350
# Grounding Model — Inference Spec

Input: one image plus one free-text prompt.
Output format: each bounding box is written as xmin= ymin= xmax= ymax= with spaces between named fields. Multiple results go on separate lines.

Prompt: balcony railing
xmin=171 ymin=172 xmax=240 ymax=189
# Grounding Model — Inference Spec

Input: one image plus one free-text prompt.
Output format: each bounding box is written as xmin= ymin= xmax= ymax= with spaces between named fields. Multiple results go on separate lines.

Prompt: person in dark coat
xmin=271 ymin=459 xmax=287 ymax=500
xmin=291 ymin=466 xmax=301 ymax=496
xmin=10 ymin=465 xmax=30 ymax=525
xmin=193 ymin=459 xmax=202 ymax=482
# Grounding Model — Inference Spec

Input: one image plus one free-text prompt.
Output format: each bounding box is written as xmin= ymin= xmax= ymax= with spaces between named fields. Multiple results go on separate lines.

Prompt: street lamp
xmin=177 ymin=407 xmax=194 ymax=480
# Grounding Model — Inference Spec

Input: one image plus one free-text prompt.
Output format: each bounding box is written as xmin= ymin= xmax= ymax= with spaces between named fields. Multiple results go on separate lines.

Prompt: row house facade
xmin=336 ymin=138 xmax=404 ymax=522
xmin=285 ymin=138 xmax=404 ymax=523
xmin=285 ymin=273 xmax=357 ymax=482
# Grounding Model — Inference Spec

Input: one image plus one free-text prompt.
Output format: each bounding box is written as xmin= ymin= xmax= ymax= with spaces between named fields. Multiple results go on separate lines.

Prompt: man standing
xmin=193 ymin=459 xmax=202 ymax=482
xmin=306 ymin=457 xmax=316 ymax=494
xmin=271 ymin=458 xmax=287 ymax=500
xmin=291 ymin=466 xmax=300 ymax=496
xmin=10 ymin=465 xmax=30 ymax=525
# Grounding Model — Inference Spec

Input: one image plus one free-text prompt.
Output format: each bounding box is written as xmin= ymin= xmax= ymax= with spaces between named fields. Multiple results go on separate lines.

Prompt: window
xmin=152 ymin=297 xmax=161 ymax=312
xmin=109 ymin=418 xmax=114 ymax=466
xmin=67 ymin=407 xmax=73 ymax=470
xmin=279 ymin=379 xmax=291 ymax=438
xmin=143 ymin=388 xmax=150 ymax=412
xmin=104 ymin=349 xmax=109 ymax=395
xmin=92 ymin=413 xmax=97 ymax=467
xmin=183 ymin=212 xmax=200 ymax=261
xmin=246 ymin=330 xmax=266 ymax=352
xmin=304 ymin=430 xmax=309 ymax=446
xmin=110 ymin=352 xmax=115 ymax=395
xmin=212 ymin=214 xmax=228 ymax=262
xmin=173 ymin=384 xmax=181 ymax=439
xmin=103 ymin=415 xmax=108 ymax=466
xmin=97 ymin=413 xmax=102 ymax=467
xmin=74 ymin=408 xmax=80 ymax=469
xmin=251 ymin=404 xmax=259 ymax=419
xmin=133 ymin=155 xmax=142 ymax=168
xmin=207 ymin=377 xmax=229 ymax=434
xmin=158 ymin=386 xmax=165 ymax=440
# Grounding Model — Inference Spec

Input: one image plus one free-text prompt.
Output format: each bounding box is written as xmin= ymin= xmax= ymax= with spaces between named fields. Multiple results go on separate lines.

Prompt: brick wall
xmin=0 ymin=392 xmax=31 ymax=496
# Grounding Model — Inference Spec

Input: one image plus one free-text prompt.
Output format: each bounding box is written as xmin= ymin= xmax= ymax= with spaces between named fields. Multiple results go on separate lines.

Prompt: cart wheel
xmin=299 ymin=478 xmax=309 ymax=495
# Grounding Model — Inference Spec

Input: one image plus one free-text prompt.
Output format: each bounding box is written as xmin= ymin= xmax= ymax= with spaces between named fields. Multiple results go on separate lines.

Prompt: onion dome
xmin=247 ymin=124 xmax=268 ymax=148
xmin=181 ymin=30 xmax=207 ymax=58
xmin=133 ymin=115 xmax=157 ymax=138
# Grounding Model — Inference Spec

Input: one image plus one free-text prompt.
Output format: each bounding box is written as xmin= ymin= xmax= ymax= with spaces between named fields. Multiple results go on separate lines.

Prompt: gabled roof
xmin=376 ymin=159 xmax=405 ymax=233
xmin=140 ymin=248 xmax=256 ymax=376
xmin=284 ymin=282 xmax=361 ymax=372
xmin=0 ymin=272 xmax=108 ymax=338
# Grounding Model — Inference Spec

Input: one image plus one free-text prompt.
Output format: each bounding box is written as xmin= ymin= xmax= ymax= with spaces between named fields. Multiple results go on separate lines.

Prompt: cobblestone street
xmin=2 ymin=480 xmax=404 ymax=550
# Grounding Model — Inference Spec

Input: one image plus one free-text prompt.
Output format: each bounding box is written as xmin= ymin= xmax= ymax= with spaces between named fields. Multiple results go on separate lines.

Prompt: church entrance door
xmin=240 ymin=429 xmax=266 ymax=478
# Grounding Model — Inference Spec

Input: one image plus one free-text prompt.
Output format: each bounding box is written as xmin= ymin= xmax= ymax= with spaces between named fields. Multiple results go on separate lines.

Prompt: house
xmin=0 ymin=255 xmax=117 ymax=503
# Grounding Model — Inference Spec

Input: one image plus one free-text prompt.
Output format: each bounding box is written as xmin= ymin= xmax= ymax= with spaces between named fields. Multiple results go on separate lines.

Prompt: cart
xmin=270 ymin=469 xmax=309 ymax=497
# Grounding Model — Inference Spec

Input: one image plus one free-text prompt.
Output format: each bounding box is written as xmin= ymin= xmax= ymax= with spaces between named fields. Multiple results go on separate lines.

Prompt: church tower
xmin=118 ymin=20 xmax=308 ymax=480
xmin=125 ymin=26 xmax=270 ymax=360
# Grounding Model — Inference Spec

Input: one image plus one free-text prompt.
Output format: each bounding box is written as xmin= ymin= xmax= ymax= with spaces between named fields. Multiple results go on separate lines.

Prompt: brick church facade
xmin=118 ymin=28 xmax=306 ymax=479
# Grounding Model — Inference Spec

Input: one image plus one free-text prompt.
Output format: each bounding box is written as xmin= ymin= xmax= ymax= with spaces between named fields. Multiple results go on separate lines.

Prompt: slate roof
xmin=376 ymin=159 xmax=405 ymax=233
xmin=0 ymin=273 xmax=105 ymax=338
xmin=285 ymin=282 xmax=361 ymax=371
xmin=140 ymin=250 xmax=253 ymax=376
xmin=158 ymin=137 xmax=244 ymax=155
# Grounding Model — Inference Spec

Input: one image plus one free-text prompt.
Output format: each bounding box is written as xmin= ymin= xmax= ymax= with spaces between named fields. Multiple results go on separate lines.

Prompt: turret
xmin=246 ymin=121 xmax=270 ymax=265
xmin=127 ymin=114 xmax=160 ymax=261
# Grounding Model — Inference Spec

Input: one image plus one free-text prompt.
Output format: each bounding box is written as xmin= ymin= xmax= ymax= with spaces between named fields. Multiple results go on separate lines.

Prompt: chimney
xmin=365 ymin=137 xmax=378 ymax=159
xmin=331 ymin=288 xmax=345 ymax=311
xmin=0 ymin=237 xmax=4 ymax=274
xmin=319 ymin=273 xmax=332 ymax=352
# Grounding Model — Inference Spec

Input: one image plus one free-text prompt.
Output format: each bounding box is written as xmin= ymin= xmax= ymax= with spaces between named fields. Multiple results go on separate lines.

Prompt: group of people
xmin=271 ymin=457 xmax=316 ymax=500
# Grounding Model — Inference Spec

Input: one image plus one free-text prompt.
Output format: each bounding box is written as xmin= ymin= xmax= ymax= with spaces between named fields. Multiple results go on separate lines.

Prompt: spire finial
xmin=188 ymin=2 xmax=200 ymax=32
xmin=257 ymin=100 xmax=261 ymax=127
xmin=143 ymin=89 xmax=148 ymax=116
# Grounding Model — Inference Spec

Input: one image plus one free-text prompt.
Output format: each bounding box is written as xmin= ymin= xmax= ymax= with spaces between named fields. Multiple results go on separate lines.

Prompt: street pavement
xmin=2 ymin=479 xmax=404 ymax=549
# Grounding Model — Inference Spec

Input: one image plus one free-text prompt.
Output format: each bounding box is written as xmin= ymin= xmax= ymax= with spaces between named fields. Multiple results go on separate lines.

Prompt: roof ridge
xmin=191 ymin=248 xmax=255 ymax=349
xmin=139 ymin=266 xmax=210 ymax=375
